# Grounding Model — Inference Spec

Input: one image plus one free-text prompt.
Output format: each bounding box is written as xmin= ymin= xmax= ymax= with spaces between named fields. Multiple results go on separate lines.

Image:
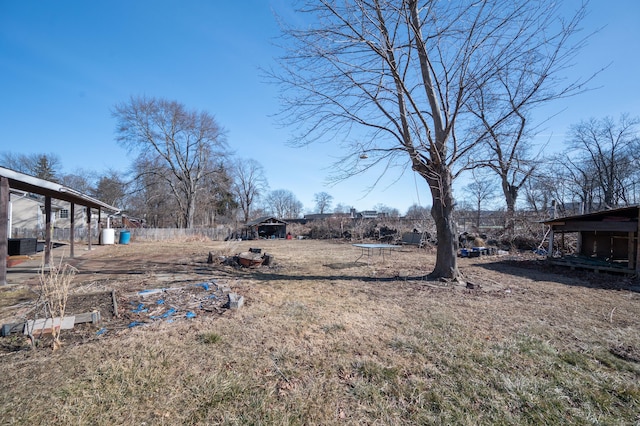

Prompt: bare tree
xmin=0 ymin=152 xmax=24 ymax=172
xmin=232 ymin=158 xmax=269 ymax=222
xmin=405 ymin=204 xmax=430 ymax=220
xmin=313 ymin=192 xmax=333 ymax=214
xmin=127 ymin=157 xmax=176 ymax=227
xmin=462 ymin=171 xmax=498 ymax=229
xmin=264 ymin=189 xmax=303 ymax=219
xmin=197 ymin=163 xmax=237 ymax=226
xmin=522 ymin=164 xmax=560 ymax=215
xmin=333 ymin=203 xmax=351 ymax=214
xmin=0 ymin=152 xmax=61 ymax=181
xmin=373 ymin=203 xmax=400 ymax=218
xmin=94 ymin=170 xmax=127 ymax=208
xmin=274 ymin=0 xmax=589 ymax=278
xmin=565 ymin=114 xmax=640 ymax=210
xmin=113 ymin=96 xmax=228 ymax=228
xmin=553 ymin=155 xmax=596 ymax=214
xmin=59 ymin=169 xmax=96 ymax=195
xmin=466 ymin=88 xmax=542 ymax=231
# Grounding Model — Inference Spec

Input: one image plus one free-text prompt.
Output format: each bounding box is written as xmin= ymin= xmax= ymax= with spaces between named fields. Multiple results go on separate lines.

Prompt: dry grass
xmin=1 ymin=239 xmax=639 ymax=425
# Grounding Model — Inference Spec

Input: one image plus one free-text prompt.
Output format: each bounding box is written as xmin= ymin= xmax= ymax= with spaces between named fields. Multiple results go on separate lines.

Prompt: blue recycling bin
xmin=119 ymin=230 xmax=131 ymax=245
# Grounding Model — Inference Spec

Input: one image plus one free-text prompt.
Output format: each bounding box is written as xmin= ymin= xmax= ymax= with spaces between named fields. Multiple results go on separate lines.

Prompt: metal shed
xmin=543 ymin=206 xmax=640 ymax=275
xmin=1 ymin=166 xmax=120 ymax=285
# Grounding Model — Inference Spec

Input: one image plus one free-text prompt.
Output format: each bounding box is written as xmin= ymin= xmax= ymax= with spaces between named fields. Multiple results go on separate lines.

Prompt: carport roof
xmin=0 ymin=166 xmax=120 ymax=212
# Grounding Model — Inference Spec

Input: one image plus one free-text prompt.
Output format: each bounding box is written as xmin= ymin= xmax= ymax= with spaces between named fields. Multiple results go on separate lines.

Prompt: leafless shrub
xmin=31 ymin=256 xmax=77 ymax=351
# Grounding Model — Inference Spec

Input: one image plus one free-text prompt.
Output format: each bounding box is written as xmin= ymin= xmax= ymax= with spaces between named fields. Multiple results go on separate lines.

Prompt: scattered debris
xmin=1 ymin=280 xmax=244 ymax=348
xmin=24 ymin=316 xmax=76 ymax=336
xmin=238 ymin=252 xmax=265 ymax=267
xmin=459 ymin=247 xmax=497 ymax=258
xmin=2 ymin=310 xmax=102 ymax=337
xmin=122 ymin=280 xmax=241 ymax=328
xmin=228 ymin=293 xmax=245 ymax=310
xmin=213 ymin=248 xmax=274 ymax=268
xmin=138 ymin=289 xmax=164 ymax=297
xmin=466 ymin=281 xmax=482 ymax=290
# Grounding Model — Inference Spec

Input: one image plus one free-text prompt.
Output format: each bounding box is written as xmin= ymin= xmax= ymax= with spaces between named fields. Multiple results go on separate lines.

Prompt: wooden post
xmin=69 ymin=203 xmax=75 ymax=258
xmin=0 ymin=177 xmax=9 ymax=285
xmin=86 ymin=206 xmax=92 ymax=251
xmin=45 ymin=196 xmax=52 ymax=266
xmin=97 ymin=208 xmax=102 ymax=244
xmin=636 ymin=209 xmax=640 ymax=275
xmin=628 ymin=231 xmax=635 ymax=270
xmin=547 ymin=228 xmax=554 ymax=258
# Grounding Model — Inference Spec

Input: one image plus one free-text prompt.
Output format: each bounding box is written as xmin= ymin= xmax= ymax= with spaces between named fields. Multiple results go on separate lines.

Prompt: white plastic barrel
xmin=101 ymin=228 xmax=115 ymax=245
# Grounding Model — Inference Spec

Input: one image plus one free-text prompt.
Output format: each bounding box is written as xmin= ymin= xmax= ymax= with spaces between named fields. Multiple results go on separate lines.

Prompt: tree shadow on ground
xmin=475 ymin=258 xmax=640 ymax=293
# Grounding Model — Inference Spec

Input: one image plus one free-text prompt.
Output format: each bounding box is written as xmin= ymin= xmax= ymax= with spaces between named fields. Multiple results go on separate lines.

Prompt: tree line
xmin=4 ymin=106 xmax=637 ymax=233
xmin=461 ymin=114 xmax=640 ymax=220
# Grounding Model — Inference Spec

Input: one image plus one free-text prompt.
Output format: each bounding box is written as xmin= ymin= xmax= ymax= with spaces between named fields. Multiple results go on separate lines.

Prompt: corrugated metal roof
xmin=0 ymin=166 xmax=120 ymax=213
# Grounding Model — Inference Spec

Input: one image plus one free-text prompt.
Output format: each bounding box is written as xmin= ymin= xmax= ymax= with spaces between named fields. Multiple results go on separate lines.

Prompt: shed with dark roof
xmin=242 ymin=216 xmax=287 ymax=240
xmin=543 ymin=206 xmax=639 ymax=275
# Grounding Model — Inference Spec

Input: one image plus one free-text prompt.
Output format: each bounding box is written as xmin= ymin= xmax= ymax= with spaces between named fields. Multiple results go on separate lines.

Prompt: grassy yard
xmin=0 ymin=239 xmax=639 ymax=425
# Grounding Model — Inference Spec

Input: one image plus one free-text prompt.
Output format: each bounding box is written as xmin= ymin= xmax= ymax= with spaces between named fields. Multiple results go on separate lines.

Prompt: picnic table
xmin=353 ymin=243 xmax=401 ymax=264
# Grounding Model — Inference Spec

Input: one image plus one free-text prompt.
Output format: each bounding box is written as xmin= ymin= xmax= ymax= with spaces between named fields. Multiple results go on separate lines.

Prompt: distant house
xmin=543 ymin=205 xmax=640 ymax=275
xmin=357 ymin=210 xmax=380 ymax=219
xmin=9 ymin=192 xmax=99 ymax=238
xmin=10 ymin=192 xmax=64 ymax=238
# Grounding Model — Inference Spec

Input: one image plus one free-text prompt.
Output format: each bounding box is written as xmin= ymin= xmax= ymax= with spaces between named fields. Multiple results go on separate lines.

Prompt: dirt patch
xmin=0 ymin=242 xmax=258 ymax=351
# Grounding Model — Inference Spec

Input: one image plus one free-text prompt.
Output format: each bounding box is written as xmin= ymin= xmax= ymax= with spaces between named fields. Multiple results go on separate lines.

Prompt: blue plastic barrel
xmin=119 ymin=230 xmax=131 ymax=244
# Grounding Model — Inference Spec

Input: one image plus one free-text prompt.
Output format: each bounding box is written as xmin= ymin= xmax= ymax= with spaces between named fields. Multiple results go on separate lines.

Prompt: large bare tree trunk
xmin=425 ymin=165 xmax=458 ymax=278
xmin=503 ymin=180 xmax=518 ymax=232
xmin=186 ymin=193 xmax=196 ymax=229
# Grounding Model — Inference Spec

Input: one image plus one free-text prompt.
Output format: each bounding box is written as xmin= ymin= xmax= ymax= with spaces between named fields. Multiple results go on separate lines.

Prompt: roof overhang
xmin=543 ymin=205 xmax=640 ymax=233
xmin=0 ymin=166 xmax=120 ymax=213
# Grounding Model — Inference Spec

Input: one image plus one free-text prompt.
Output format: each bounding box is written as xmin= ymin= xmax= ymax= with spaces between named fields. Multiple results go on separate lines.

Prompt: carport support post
xmin=86 ymin=206 xmax=92 ymax=251
xmin=69 ymin=202 xmax=75 ymax=258
xmin=45 ymin=196 xmax=52 ymax=266
xmin=547 ymin=227 xmax=555 ymax=258
xmin=0 ymin=176 xmax=9 ymax=285
xmin=636 ymin=210 xmax=640 ymax=275
xmin=97 ymin=208 xmax=102 ymax=244
xmin=628 ymin=231 xmax=635 ymax=271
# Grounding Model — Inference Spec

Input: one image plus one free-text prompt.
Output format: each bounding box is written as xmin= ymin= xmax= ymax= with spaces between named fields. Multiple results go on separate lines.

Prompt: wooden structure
xmin=1 ymin=166 xmax=120 ymax=285
xmin=242 ymin=216 xmax=287 ymax=240
xmin=543 ymin=206 xmax=640 ymax=275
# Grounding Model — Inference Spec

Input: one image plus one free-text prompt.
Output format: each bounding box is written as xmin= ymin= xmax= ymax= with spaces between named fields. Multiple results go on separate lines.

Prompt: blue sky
xmin=1 ymin=1 xmax=638 ymax=215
